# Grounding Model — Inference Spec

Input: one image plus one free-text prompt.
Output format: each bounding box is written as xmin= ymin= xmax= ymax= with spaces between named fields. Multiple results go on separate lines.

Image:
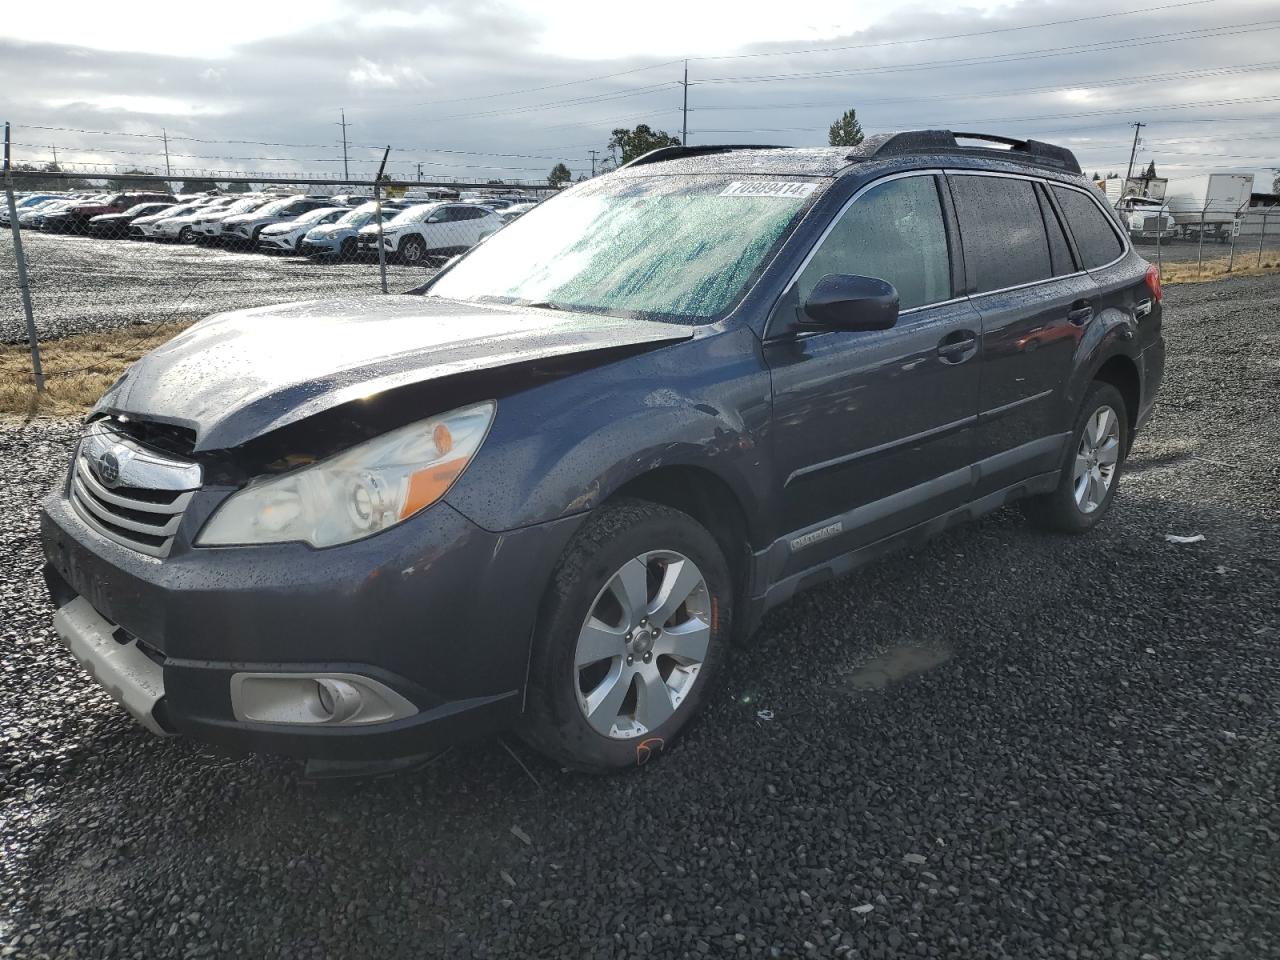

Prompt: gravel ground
xmin=2 ymin=274 xmax=1278 ymax=959
xmin=0 ymin=232 xmax=434 ymax=343
xmin=1135 ymin=236 xmax=1280 ymax=266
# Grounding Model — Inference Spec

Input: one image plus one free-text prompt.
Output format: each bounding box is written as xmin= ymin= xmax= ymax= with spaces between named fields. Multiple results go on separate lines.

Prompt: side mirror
xmin=801 ymin=274 xmax=900 ymax=331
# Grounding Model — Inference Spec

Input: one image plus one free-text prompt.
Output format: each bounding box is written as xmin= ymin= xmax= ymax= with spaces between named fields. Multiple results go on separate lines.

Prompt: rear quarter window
xmin=1051 ymin=185 xmax=1125 ymax=269
xmin=950 ymin=175 xmax=1054 ymax=293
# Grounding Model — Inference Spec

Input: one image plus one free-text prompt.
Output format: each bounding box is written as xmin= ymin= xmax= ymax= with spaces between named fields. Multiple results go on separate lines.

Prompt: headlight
xmin=196 ymin=402 xmax=495 ymax=548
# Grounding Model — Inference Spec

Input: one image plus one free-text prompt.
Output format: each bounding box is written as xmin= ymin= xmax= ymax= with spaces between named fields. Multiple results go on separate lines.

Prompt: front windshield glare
xmin=427 ymin=176 xmax=815 ymax=322
xmin=388 ymin=204 xmax=437 ymax=226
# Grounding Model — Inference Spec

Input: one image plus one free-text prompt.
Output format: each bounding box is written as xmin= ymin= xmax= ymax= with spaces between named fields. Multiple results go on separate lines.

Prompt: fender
xmin=1063 ymin=301 xmax=1142 ymax=422
xmin=444 ymin=326 xmax=774 ymax=544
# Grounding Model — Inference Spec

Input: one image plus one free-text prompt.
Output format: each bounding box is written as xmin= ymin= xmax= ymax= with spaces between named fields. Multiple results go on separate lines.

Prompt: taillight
xmin=1144 ymin=264 xmax=1163 ymax=303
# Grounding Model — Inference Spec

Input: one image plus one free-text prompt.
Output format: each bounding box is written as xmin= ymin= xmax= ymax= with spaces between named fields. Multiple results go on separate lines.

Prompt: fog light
xmin=229 ymin=672 xmax=417 ymax=726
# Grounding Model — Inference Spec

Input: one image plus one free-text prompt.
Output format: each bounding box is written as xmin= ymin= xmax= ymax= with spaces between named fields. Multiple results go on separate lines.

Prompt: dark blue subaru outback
xmin=41 ymin=131 xmax=1165 ymax=772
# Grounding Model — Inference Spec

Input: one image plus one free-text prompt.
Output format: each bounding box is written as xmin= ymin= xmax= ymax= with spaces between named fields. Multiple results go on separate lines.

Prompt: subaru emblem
xmin=96 ymin=451 xmax=121 ymax=487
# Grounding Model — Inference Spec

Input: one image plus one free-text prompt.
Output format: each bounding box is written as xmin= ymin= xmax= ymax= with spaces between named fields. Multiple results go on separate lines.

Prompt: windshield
xmin=336 ymin=206 xmax=378 ymax=226
xmin=254 ymin=199 xmax=293 ymax=216
xmin=223 ymin=198 xmax=266 ymax=215
xmin=427 ymin=175 xmax=817 ymax=323
xmin=157 ymin=203 xmax=200 ymax=217
xmin=292 ymin=207 xmax=343 ymax=225
xmin=385 ymin=204 xmax=441 ymax=226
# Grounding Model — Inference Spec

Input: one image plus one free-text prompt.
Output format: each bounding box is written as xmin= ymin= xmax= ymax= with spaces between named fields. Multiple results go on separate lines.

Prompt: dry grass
xmin=0 ymin=323 xmax=192 ymax=420
xmin=1 ymin=251 xmax=1278 ymax=420
xmin=1160 ymin=255 xmax=1280 ymax=285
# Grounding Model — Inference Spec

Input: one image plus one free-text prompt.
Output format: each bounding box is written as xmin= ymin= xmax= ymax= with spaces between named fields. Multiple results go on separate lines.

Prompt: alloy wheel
xmin=1073 ymin=404 xmax=1121 ymax=513
xmin=178 ymin=226 xmax=193 ymax=243
xmin=574 ymin=550 xmax=711 ymax=740
xmin=402 ymin=238 xmax=424 ymax=264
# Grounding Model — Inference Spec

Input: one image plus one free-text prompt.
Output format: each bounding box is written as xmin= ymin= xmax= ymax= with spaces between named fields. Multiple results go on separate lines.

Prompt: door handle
xmin=1067 ymin=301 xmax=1095 ymax=325
xmin=937 ymin=330 xmax=978 ymax=363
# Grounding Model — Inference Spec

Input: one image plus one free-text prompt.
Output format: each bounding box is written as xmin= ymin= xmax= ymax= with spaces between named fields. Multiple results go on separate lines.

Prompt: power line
xmin=690 ymin=61 xmax=1280 ymax=113
xmin=695 ymin=94 xmax=1280 ymax=134
xmin=408 ymin=0 xmax=1214 ymax=107
xmin=693 ymin=20 xmax=1280 ymax=86
xmin=411 ymin=18 xmax=1280 ymax=124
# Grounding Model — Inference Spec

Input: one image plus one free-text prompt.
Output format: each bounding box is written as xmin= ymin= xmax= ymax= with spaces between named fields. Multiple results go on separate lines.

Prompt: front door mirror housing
xmin=800 ymin=274 xmax=900 ymax=331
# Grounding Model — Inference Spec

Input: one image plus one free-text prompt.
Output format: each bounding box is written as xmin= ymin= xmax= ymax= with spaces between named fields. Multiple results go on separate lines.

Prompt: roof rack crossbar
xmin=620 ymin=144 xmax=786 ymax=169
xmin=849 ymin=129 xmax=1081 ymax=174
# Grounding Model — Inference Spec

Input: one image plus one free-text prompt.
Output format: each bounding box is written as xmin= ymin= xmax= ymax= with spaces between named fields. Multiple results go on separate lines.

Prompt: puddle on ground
xmin=847 ymin=643 xmax=953 ymax=693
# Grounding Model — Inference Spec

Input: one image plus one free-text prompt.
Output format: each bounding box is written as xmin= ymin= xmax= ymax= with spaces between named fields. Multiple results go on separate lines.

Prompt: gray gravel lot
xmin=1 ymin=232 xmax=434 ymax=343
xmin=2 ymin=274 xmax=1278 ymax=959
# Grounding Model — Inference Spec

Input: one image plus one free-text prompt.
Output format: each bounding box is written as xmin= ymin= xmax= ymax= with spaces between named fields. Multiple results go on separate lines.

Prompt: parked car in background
xmin=498 ymin=202 xmax=536 ymax=224
xmin=190 ymin=196 xmax=271 ymax=243
xmin=42 ymin=191 xmax=175 ymax=234
xmin=38 ymin=131 xmax=1165 ymax=772
xmin=1 ymin=194 xmax=63 ymax=227
xmin=299 ymin=201 xmax=408 ymax=259
xmin=357 ymin=201 xmax=502 ymax=264
xmin=256 ymin=207 xmax=348 ymax=254
xmin=87 ymin=202 xmax=177 ymax=239
xmin=150 ymin=196 xmax=241 ymax=243
xmin=21 ymin=197 xmax=96 ymax=229
xmin=221 ymin=196 xmax=336 ymax=248
xmin=129 ymin=200 xmax=211 ymax=240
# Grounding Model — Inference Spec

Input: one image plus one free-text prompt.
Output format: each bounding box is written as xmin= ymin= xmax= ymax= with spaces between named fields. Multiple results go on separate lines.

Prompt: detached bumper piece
xmin=52 ymin=597 xmax=171 ymax=736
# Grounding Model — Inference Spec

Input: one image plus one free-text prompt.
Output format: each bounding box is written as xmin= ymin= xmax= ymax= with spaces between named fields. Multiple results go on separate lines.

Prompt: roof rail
xmin=620 ymin=144 xmax=786 ymax=169
xmin=848 ymin=129 xmax=1081 ymax=174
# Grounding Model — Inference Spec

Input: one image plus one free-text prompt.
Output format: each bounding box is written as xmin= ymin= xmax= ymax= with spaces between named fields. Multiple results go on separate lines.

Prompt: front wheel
xmin=522 ymin=499 xmax=732 ymax=771
xmin=177 ymin=226 xmax=193 ymax=243
xmin=1022 ymin=382 xmax=1128 ymax=533
xmin=399 ymin=235 xmax=426 ymax=265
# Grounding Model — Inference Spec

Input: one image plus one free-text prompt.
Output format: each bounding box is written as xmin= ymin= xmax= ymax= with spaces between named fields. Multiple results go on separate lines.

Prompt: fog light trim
xmin=229 ymin=672 xmax=417 ymax=726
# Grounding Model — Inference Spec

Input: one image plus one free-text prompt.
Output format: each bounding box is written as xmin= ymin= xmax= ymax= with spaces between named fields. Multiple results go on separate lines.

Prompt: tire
xmin=399 ymin=236 xmax=426 ymax=265
xmin=339 ymin=238 xmax=356 ymax=261
xmin=1022 ymin=381 xmax=1128 ymax=534
xmin=177 ymin=226 xmax=193 ymax=243
xmin=521 ymin=499 xmax=732 ymax=772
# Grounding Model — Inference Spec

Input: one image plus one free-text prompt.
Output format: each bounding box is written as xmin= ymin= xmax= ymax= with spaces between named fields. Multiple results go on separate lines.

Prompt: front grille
xmin=69 ymin=423 xmax=201 ymax=559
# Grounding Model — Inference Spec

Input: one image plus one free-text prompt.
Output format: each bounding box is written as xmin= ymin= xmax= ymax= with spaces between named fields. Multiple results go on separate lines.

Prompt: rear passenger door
xmin=947 ymin=172 xmax=1098 ymax=496
xmin=764 ymin=172 xmax=982 ymax=571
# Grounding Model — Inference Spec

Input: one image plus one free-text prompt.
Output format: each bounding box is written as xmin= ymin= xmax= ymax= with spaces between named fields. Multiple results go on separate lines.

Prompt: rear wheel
xmin=1022 ymin=381 xmax=1128 ymax=533
xmin=522 ymin=500 xmax=732 ymax=771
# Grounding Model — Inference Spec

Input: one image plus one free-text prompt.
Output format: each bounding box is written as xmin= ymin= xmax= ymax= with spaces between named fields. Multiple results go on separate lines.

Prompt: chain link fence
xmin=2 ymin=166 xmax=550 ymax=405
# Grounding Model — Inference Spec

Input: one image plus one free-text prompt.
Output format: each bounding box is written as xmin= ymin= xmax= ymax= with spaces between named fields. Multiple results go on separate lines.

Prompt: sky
xmin=1 ymin=0 xmax=1278 ymax=189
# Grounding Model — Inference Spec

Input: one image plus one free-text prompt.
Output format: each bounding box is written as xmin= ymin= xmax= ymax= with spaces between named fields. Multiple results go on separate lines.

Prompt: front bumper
xmin=257 ymin=233 xmax=296 ymax=250
xmin=41 ymin=487 xmax=583 ymax=760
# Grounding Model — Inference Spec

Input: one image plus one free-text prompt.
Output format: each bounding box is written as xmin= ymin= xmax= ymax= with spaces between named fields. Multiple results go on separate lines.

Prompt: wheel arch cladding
xmin=607 ymin=465 xmax=754 ymax=616
xmin=1092 ymin=353 xmax=1141 ymax=440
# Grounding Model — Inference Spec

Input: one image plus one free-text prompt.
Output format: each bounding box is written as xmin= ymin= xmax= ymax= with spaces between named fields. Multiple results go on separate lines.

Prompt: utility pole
xmin=3 ymin=122 xmax=45 ymax=392
xmin=588 ymin=150 xmax=599 ymax=177
xmin=681 ymin=60 xmax=689 ymax=146
xmin=336 ymin=109 xmax=351 ymax=180
xmin=161 ymin=128 xmax=172 ymax=179
xmin=416 ymin=162 xmax=422 ymax=182
xmin=51 ymin=144 xmax=57 ymax=167
xmin=1124 ymin=121 xmax=1145 ymax=185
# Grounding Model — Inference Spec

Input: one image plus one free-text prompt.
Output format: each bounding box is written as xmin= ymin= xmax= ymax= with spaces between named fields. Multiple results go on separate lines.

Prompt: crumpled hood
xmin=97 ymin=295 xmax=693 ymax=451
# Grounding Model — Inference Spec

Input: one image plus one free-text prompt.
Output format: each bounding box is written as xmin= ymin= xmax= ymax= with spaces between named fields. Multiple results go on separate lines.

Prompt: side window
xmin=1051 ymin=185 xmax=1125 ymax=269
xmin=950 ymin=175 xmax=1053 ymax=293
xmin=795 ymin=175 xmax=951 ymax=311
xmin=1037 ymin=184 xmax=1076 ymax=276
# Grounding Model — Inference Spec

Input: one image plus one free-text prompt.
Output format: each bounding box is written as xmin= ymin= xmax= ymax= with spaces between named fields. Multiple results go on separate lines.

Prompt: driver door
xmin=763 ymin=172 xmax=982 ymax=576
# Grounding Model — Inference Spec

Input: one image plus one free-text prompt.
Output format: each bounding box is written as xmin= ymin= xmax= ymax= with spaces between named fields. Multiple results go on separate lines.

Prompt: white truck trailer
xmin=1164 ymin=172 xmax=1254 ymax=241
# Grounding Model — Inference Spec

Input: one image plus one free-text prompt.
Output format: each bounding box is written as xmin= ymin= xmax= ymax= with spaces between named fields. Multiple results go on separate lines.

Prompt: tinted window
xmin=1051 ymin=185 xmax=1125 ymax=269
xmin=950 ymin=175 xmax=1053 ymax=293
xmin=1037 ymin=185 xmax=1076 ymax=276
xmin=796 ymin=175 xmax=951 ymax=311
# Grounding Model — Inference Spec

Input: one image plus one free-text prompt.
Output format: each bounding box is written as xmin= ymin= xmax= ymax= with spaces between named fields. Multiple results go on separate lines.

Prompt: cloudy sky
xmin=2 ymin=0 xmax=1278 ymax=189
